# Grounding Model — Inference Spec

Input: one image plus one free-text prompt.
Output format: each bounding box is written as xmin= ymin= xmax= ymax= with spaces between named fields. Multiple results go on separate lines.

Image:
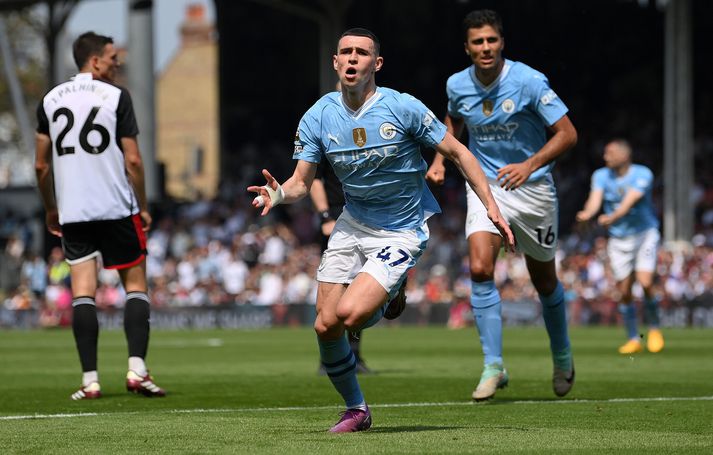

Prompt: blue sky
xmin=65 ymin=0 xmax=215 ymax=73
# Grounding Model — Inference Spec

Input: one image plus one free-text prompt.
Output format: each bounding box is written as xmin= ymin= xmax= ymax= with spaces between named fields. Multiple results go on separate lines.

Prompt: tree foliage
xmin=0 ymin=7 xmax=47 ymax=117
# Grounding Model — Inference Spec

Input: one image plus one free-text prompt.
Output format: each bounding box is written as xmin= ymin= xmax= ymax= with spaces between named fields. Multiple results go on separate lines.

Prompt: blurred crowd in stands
xmin=4 ymin=0 xmax=713 ymax=330
xmin=2 ymin=174 xmax=713 ymax=328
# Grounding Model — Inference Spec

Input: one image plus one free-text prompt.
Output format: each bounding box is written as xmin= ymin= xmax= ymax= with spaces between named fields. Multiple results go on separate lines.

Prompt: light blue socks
xmin=318 ymin=335 xmax=363 ymax=408
xmin=619 ymin=303 xmax=639 ymax=339
xmin=471 ymin=280 xmax=503 ymax=366
xmin=539 ymin=282 xmax=571 ymax=352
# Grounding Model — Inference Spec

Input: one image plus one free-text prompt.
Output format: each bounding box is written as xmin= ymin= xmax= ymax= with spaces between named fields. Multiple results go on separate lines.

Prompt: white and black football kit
xmin=36 ymin=73 xmax=146 ymax=269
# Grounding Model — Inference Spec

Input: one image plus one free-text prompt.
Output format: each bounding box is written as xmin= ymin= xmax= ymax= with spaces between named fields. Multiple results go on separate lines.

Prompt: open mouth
xmin=345 ymin=67 xmax=357 ymax=78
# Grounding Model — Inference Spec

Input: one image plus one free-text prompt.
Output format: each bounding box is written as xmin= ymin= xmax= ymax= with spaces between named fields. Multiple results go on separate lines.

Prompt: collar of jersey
xmin=73 ymin=72 xmax=94 ymax=81
xmin=611 ymin=165 xmax=633 ymax=180
xmin=470 ymin=60 xmax=512 ymax=93
xmin=339 ymin=89 xmax=382 ymax=120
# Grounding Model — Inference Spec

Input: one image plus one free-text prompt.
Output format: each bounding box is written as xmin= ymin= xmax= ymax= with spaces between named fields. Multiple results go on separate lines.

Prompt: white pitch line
xmin=0 ymin=412 xmax=102 ymax=421
xmin=3 ymin=396 xmax=712 ymax=422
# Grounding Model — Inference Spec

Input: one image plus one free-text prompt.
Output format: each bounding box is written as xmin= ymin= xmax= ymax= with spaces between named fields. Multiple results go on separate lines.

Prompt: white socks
xmin=82 ymin=359 xmax=148 ymax=387
xmin=351 ymin=402 xmax=368 ymax=412
xmin=82 ymin=370 xmax=99 ymax=387
xmin=129 ymin=356 xmax=147 ymax=377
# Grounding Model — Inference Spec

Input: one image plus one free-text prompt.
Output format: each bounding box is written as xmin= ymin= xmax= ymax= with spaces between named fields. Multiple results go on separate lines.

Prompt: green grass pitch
xmin=1 ymin=326 xmax=711 ymax=453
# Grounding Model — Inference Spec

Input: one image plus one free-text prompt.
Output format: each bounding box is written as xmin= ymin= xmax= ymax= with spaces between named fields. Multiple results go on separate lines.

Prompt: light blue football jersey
xmin=591 ymin=164 xmax=659 ymax=238
xmin=293 ymin=87 xmax=446 ymax=230
xmin=447 ymin=59 xmax=568 ymax=182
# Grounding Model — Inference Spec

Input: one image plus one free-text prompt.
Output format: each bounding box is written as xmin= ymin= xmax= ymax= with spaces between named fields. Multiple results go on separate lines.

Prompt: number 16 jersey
xmin=36 ymin=72 xmax=140 ymax=224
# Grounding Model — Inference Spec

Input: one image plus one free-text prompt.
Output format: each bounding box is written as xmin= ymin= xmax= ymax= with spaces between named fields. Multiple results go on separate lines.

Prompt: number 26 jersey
xmin=36 ymin=72 xmax=140 ymax=224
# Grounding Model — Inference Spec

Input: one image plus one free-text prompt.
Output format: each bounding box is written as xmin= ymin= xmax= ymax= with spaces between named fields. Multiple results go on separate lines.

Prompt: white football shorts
xmin=465 ymin=176 xmax=559 ymax=262
xmin=607 ymin=227 xmax=660 ymax=281
xmin=317 ymin=209 xmax=429 ymax=299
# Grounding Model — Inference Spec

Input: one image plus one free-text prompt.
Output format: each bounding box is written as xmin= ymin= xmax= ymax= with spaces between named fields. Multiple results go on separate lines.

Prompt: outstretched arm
xmin=248 ymin=160 xmax=317 ymax=216
xmin=426 ymin=114 xmax=464 ymax=185
xmin=497 ymin=115 xmax=577 ymax=190
xmin=435 ymin=132 xmax=516 ymax=251
xmin=576 ymin=188 xmax=604 ymax=223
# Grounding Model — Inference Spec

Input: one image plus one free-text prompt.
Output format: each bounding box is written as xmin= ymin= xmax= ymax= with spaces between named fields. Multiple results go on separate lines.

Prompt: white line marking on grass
xmin=3 ymin=396 xmax=712 ymax=421
xmin=151 ymin=338 xmax=225 ymax=348
xmin=507 ymin=396 xmax=713 ymax=405
xmin=0 ymin=412 xmax=102 ymax=421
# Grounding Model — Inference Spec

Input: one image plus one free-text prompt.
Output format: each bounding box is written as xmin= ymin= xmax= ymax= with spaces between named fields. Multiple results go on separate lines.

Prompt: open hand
xmin=247 ymin=169 xmax=280 ymax=216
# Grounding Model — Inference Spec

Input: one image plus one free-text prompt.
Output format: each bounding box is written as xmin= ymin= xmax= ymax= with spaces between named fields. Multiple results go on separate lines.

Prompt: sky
xmin=64 ymin=0 xmax=215 ymax=73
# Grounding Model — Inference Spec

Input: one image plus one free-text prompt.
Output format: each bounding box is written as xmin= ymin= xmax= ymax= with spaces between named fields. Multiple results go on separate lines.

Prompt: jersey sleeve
xmin=591 ymin=168 xmax=607 ymax=191
xmin=116 ymin=88 xmax=140 ymax=138
xmin=630 ymin=166 xmax=653 ymax=193
xmin=445 ymin=77 xmax=461 ymax=119
xmin=292 ymin=109 xmax=323 ymax=164
xmin=399 ymin=93 xmax=447 ymax=148
xmin=528 ymin=72 xmax=568 ymax=127
xmin=36 ymin=101 xmax=49 ymax=135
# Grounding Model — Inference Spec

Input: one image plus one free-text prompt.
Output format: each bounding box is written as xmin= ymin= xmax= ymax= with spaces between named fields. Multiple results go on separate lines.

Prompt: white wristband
xmin=253 ymin=183 xmax=285 ymax=207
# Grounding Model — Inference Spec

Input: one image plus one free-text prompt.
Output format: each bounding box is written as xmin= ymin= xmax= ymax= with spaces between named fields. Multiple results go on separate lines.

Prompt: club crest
xmin=353 ymin=128 xmax=367 ymax=147
xmin=379 ymin=122 xmax=397 ymax=140
xmin=482 ymin=99 xmax=494 ymax=116
xmin=502 ymin=99 xmax=515 ymax=114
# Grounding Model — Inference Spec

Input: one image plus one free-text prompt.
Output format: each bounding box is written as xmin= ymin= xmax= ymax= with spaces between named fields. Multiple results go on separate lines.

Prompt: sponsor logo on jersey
xmin=293 ymin=129 xmax=303 ymax=153
xmin=331 ymin=145 xmax=399 ymax=171
xmin=482 ymin=99 xmax=494 ymax=116
xmin=468 ymin=122 xmax=519 ymax=141
xmin=353 ymin=128 xmax=367 ymax=147
xmin=540 ymin=89 xmax=558 ymax=105
xmin=423 ymin=110 xmax=435 ymax=128
xmin=379 ymin=122 xmax=397 ymax=140
xmin=502 ymin=99 xmax=515 ymax=114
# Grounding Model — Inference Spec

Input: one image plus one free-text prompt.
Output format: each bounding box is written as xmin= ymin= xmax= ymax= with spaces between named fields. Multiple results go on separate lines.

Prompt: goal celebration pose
xmin=249 ymin=28 xmax=514 ymax=432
